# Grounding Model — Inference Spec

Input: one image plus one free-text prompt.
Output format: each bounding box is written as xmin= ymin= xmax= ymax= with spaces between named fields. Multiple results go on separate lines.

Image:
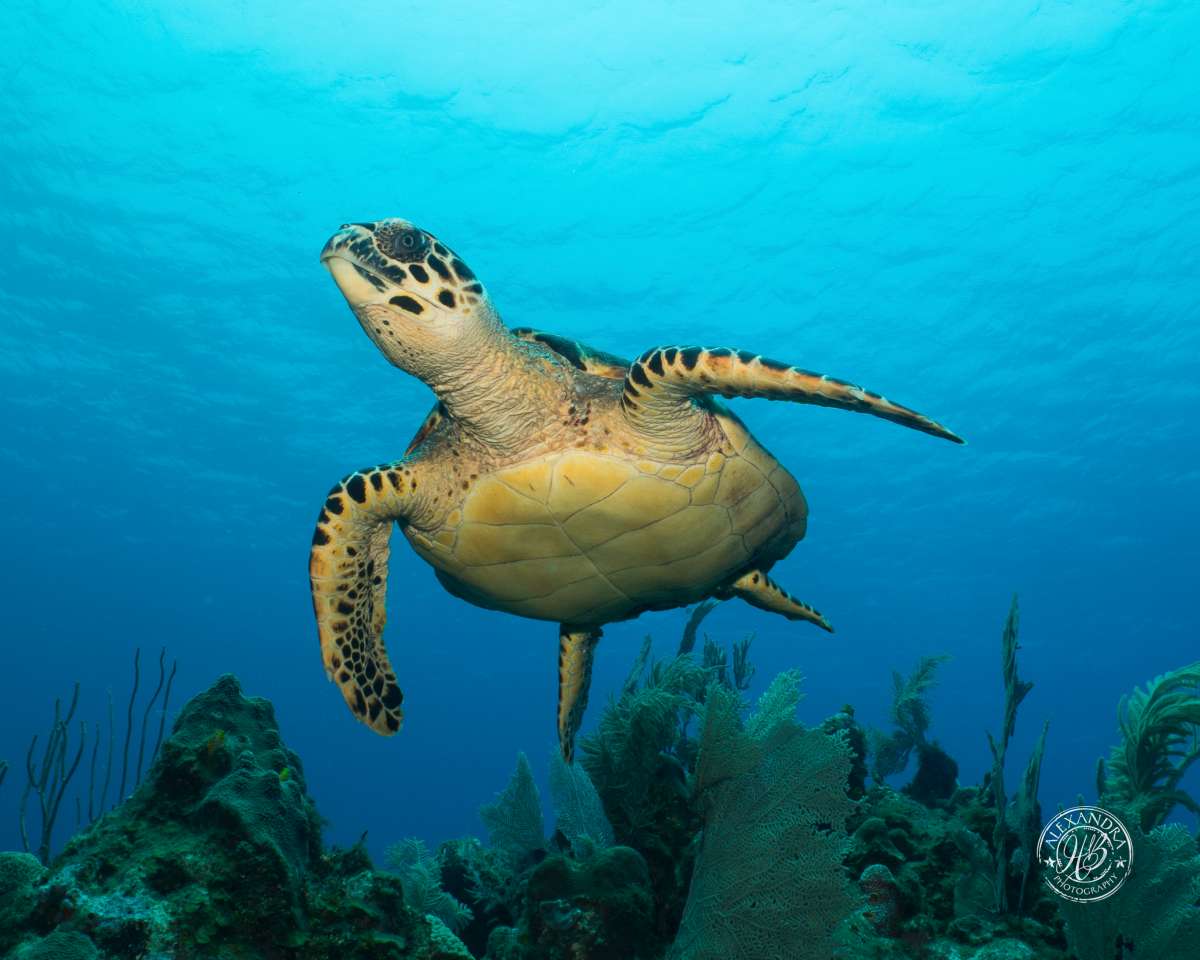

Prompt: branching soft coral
xmin=385 ymin=837 xmax=473 ymax=933
xmin=868 ymin=654 xmax=950 ymax=784
xmin=986 ymin=595 xmax=1040 ymax=915
xmin=1098 ymin=661 xmax=1200 ymax=831
xmin=580 ymin=654 xmax=706 ymax=846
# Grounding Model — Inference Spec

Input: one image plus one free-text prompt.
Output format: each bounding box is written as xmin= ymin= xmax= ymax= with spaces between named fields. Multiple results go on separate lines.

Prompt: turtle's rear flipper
xmin=310 ymin=463 xmax=425 ymax=736
xmin=723 ymin=568 xmax=833 ymax=632
xmin=620 ymin=346 xmax=963 ymax=444
xmin=557 ymin=625 xmax=602 ymax=762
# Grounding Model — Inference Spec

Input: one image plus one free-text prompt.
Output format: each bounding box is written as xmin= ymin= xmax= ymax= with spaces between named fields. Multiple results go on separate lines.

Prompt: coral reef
xmin=440 ymin=617 xmax=861 ymax=959
xmin=846 ymin=604 xmax=1200 ymax=960
xmin=438 ymin=749 xmax=641 ymax=957
xmin=843 ymin=784 xmax=1068 ymax=958
xmin=0 ymin=675 xmax=471 ymax=960
xmin=4 ymin=603 xmax=1199 ymax=960
xmin=449 ymin=607 xmax=1200 ymax=959
xmin=437 ymin=763 xmax=656 ymax=960
xmin=515 ymin=846 xmax=654 ymax=959
xmin=848 ymin=599 xmax=1065 ymax=958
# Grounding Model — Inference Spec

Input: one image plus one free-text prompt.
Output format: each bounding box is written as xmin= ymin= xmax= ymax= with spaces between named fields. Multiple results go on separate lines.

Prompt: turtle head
xmin=320 ymin=218 xmax=494 ymax=377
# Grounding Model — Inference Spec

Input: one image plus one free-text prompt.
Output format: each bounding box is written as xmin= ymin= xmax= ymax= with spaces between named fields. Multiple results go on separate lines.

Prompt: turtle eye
xmin=376 ymin=225 xmax=430 ymax=263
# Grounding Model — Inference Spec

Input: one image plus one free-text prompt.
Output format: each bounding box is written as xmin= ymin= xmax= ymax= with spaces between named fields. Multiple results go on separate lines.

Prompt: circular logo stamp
xmin=1037 ymin=805 xmax=1133 ymax=903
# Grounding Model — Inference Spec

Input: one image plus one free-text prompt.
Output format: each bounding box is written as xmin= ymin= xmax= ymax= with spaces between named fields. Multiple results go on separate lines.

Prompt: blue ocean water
xmin=1 ymin=0 xmax=1197 ymax=866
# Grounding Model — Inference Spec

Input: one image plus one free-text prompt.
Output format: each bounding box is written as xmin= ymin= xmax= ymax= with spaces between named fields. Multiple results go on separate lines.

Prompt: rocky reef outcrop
xmin=0 ymin=675 xmax=471 ymax=960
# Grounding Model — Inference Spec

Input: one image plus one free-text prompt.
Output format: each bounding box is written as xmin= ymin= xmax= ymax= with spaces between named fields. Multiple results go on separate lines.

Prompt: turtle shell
xmin=405 ymin=429 xmax=807 ymax=626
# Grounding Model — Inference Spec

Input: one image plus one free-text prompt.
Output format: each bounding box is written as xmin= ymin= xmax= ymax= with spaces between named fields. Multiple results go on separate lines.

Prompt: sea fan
xmin=479 ymin=752 xmax=545 ymax=865
xmin=669 ymin=674 xmax=856 ymax=960
xmin=548 ymin=752 xmax=613 ymax=855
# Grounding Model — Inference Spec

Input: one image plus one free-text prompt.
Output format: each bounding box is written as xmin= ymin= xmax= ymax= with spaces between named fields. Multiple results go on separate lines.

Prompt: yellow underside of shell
xmin=406 ymin=443 xmax=806 ymax=625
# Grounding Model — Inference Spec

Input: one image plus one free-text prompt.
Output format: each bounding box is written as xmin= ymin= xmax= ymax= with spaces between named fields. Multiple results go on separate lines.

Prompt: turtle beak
xmin=324 ymin=255 xmax=387 ymax=308
xmin=320 ymin=224 xmax=364 ymax=264
xmin=321 ymin=224 xmax=391 ymax=306
xmin=324 ymin=225 xmax=384 ymax=303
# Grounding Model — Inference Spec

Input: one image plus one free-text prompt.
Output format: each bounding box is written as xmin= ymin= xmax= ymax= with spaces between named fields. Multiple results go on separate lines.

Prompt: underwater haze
xmin=2 ymin=0 xmax=1198 ymax=869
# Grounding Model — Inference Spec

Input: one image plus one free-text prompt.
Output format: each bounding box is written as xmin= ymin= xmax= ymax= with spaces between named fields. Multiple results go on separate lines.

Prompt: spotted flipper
xmin=620 ymin=346 xmax=963 ymax=444
xmin=512 ymin=327 xmax=631 ymax=379
xmin=557 ymin=625 xmax=602 ymax=761
xmin=310 ymin=462 xmax=426 ymax=735
xmin=725 ymin=569 xmax=833 ymax=632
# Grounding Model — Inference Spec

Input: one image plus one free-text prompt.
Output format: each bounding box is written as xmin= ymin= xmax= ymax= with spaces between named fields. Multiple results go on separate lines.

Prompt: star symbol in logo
xmin=1043 ymin=856 xmax=1055 ymax=867
xmin=1115 ymin=859 xmax=1127 ymax=869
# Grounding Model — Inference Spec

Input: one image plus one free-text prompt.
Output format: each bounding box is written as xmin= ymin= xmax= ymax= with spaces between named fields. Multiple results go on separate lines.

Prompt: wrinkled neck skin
xmin=363 ymin=303 xmax=571 ymax=455
xmin=433 ymin=326 xmax=572 ymax=453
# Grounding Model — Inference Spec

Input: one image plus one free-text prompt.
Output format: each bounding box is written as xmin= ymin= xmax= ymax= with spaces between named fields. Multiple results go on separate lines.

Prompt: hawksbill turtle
xmin=311 ymin=218 xmax=962 ymax=760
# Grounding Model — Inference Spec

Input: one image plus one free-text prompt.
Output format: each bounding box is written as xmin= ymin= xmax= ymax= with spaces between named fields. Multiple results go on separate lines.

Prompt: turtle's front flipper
xmin=557 ymin=625 xmax=602 ymax=762
xmin=310 ymin=462 xmax=426 ymax=736
xmin=620 ymin=347 xmax=963 ymax=444
xmin=724 ymin=568 xmax=833 ymax=632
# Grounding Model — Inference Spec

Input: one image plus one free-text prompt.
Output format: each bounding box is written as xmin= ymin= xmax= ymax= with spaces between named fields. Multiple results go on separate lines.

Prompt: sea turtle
xmin=311 ymin=218 xmax=962 ymax=760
